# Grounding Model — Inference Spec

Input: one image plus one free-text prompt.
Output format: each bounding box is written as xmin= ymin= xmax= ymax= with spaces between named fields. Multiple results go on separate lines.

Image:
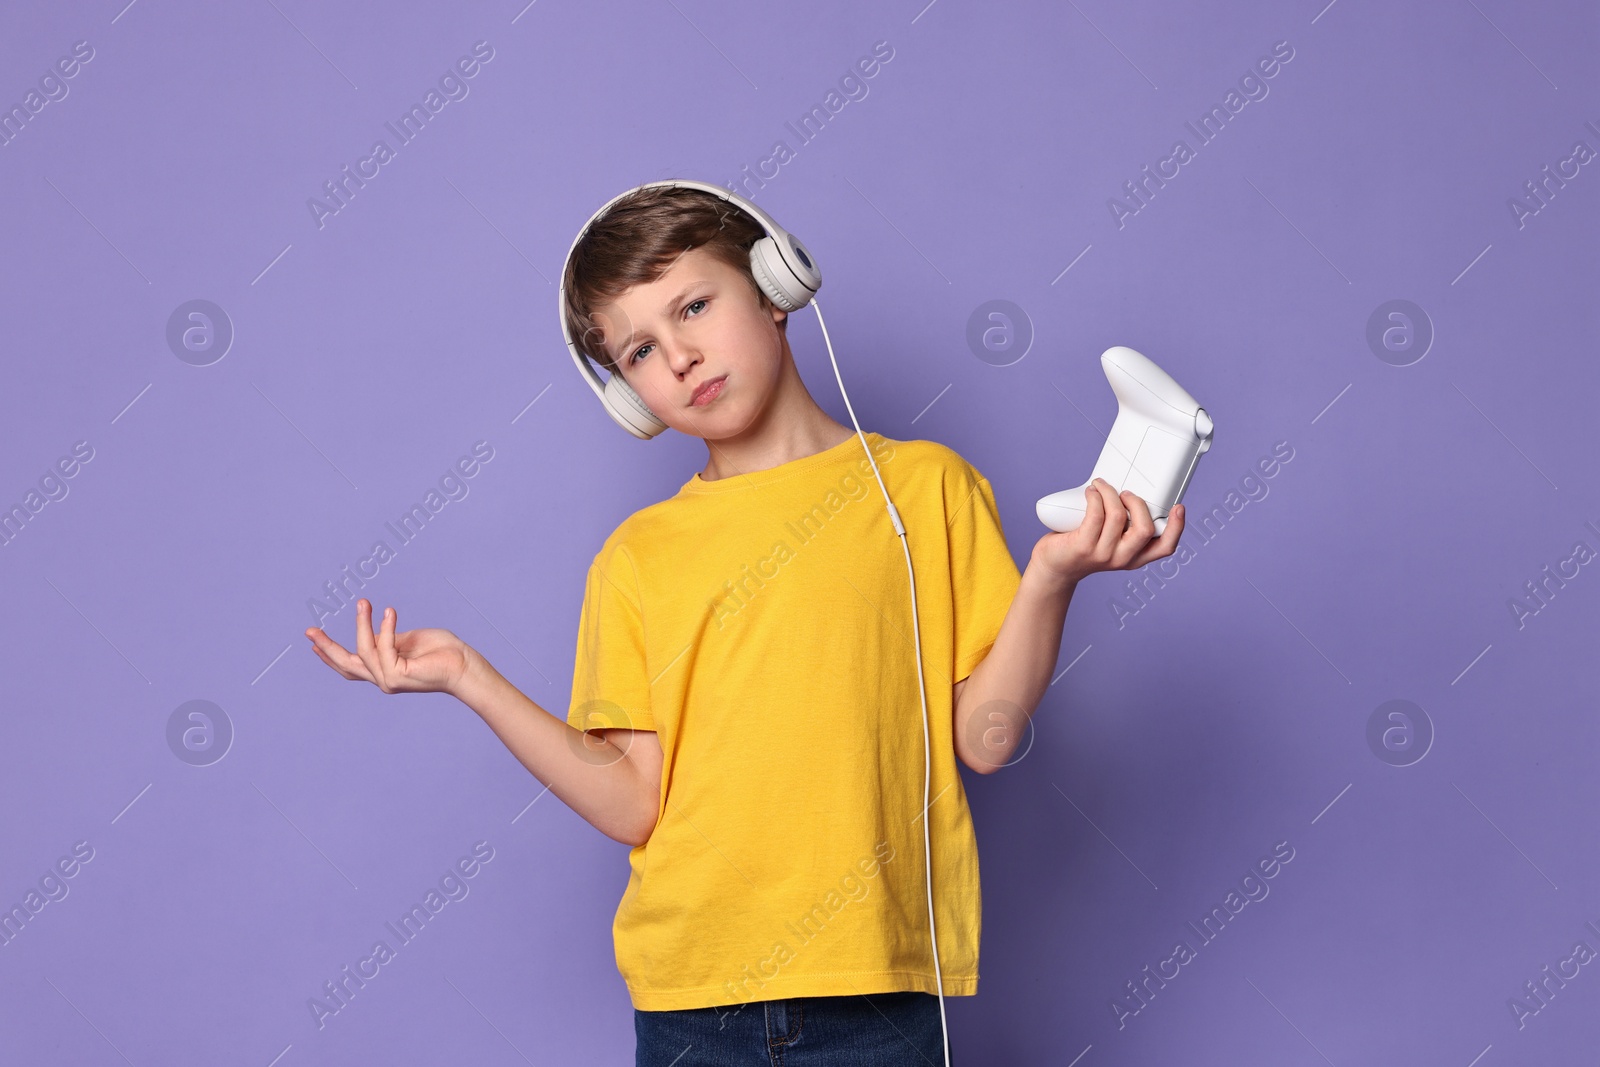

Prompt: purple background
xmin=2 ymin=1 xmax=1596 ymax=1063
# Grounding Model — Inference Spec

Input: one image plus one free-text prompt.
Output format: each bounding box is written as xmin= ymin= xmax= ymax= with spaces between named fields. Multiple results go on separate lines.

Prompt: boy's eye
xmin=628 ymin=299 xmax=710 ymax=365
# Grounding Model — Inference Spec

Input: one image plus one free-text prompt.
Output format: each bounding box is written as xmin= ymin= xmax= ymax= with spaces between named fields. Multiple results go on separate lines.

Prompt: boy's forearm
xmin=451 ymin=647 xmax=653 ymax=846
xmin=953 ymin=558 xmax=1077 ymax=773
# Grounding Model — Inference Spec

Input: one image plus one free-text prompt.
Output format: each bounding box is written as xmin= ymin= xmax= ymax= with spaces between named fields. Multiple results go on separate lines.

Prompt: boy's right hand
xmin=305 ymin=598 xmax=472 ymax=697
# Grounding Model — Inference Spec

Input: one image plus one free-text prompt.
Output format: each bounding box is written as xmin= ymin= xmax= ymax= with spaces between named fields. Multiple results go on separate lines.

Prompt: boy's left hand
xmin=1031 ymin=477 xmax=1186 ymax=586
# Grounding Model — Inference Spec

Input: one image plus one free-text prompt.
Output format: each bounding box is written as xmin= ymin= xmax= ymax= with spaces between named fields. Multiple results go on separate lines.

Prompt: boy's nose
xmin=666 ymin=345 xmax=702 ymax=375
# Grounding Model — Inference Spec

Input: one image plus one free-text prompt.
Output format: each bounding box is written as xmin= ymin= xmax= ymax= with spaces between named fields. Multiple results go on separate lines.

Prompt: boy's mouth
xmin=690 ymin=374 xmax=727 ymax=406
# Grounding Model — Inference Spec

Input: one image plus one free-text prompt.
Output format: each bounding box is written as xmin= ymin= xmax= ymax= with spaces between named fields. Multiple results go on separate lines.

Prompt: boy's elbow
xmin=617 ymin=790 xmax=661 ymax=847
xmin=956 ymin=746 xmax=995 ymax=775
xmin=617 ymin=817 xmax=657 ymax=848
xmin=597 ymin=812 xmax=645 ymax=847
xmin=965 ymin=755 xmax=999 ymax=776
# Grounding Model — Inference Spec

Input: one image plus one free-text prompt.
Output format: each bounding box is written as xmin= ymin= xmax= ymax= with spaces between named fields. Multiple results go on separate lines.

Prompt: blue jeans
xmin=635 ymin=991 xmax=952 ymax=1066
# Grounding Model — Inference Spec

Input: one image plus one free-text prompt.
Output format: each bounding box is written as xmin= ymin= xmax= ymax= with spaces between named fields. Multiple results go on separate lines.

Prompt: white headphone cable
xmin=811 ymin=297 xmax=951 ymax=1067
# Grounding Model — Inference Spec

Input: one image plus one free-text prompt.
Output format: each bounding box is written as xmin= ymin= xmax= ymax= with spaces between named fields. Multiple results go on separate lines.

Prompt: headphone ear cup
xmin=603 ymin=372 xmax=669 ymax=440
xmin=749 ymin=235 xmax=819 ymax=312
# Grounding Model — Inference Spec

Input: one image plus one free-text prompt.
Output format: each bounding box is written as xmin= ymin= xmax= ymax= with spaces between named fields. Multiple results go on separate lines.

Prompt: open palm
xmin=305 ymin=598 xmax=470 ymax=696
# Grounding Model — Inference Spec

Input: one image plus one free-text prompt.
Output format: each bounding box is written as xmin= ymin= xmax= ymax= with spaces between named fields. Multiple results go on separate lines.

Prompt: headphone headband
xmin=559 ymin=180 xmax=822 ymax=440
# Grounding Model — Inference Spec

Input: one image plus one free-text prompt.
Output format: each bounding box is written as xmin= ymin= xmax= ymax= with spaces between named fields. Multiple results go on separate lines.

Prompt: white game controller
xmin=1037 ymin=346 xmax=1214 ymax=535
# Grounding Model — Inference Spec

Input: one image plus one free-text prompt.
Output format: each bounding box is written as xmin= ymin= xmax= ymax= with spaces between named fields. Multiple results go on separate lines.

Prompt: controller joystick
xmin=1037 ymin=346 xmax=1214 ymax=536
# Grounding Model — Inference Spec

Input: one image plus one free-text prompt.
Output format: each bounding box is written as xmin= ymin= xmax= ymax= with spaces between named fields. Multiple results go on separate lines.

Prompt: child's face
xmin=590 ymin=246 xmax=788 ymax=440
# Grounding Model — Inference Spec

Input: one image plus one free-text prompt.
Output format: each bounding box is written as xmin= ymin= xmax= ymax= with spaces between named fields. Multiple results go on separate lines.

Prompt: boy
xmin=305 ymin=185 xmax=1185 ymax=1065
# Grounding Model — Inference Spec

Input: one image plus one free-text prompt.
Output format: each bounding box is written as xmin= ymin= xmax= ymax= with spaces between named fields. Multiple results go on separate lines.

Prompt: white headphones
xmin=560 ymin=180 xmax=954 ymax=1067
xmin=558 ymin=179 xmax=824 ymax=440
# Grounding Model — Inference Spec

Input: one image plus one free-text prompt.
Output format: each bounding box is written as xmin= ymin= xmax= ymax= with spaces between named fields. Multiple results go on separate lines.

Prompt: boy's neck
xmin=696 ymin=352 xmax=856 ymax=482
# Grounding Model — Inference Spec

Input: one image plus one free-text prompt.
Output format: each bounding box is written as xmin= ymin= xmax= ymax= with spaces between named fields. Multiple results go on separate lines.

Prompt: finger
xmin=353 ymin=599 xmax=387 ymax=690
xmin=305 ymin=627 xmax=370 ymax=681
xmin=1121 ymin=490 xmax=1156 ymax=539
xmin=306 ymin=626 xmax=343 ymax=659
xmin=1080 ymin=482 xmax=1104 ymax=540
xmin=1116 ymin=491 xmax=1158 ymax=565
xmin=1152 ymin=502 xmax=1184 ymax=547
xmin=377 ymin=603 xmax=398 ymax=674
xmin=310 ymin=636 xmax=373 ymax=682
xmin=1093 ymin=480 xmax=1124 ymax=560
xmin=1127 ymin=504 xmax=1185 ymax=569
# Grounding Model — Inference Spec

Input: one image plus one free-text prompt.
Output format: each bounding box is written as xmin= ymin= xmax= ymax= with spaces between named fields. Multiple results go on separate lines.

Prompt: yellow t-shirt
xmin=566 ymin=431 xmax=1022 ymax=1012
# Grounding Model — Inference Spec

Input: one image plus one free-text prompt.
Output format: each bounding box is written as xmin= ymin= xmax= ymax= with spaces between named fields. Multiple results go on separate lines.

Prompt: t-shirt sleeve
xmin=948 ymin=467 xmax=1023 ymax=684
xmin=567 ymin=539 xmax=657 ymax=733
